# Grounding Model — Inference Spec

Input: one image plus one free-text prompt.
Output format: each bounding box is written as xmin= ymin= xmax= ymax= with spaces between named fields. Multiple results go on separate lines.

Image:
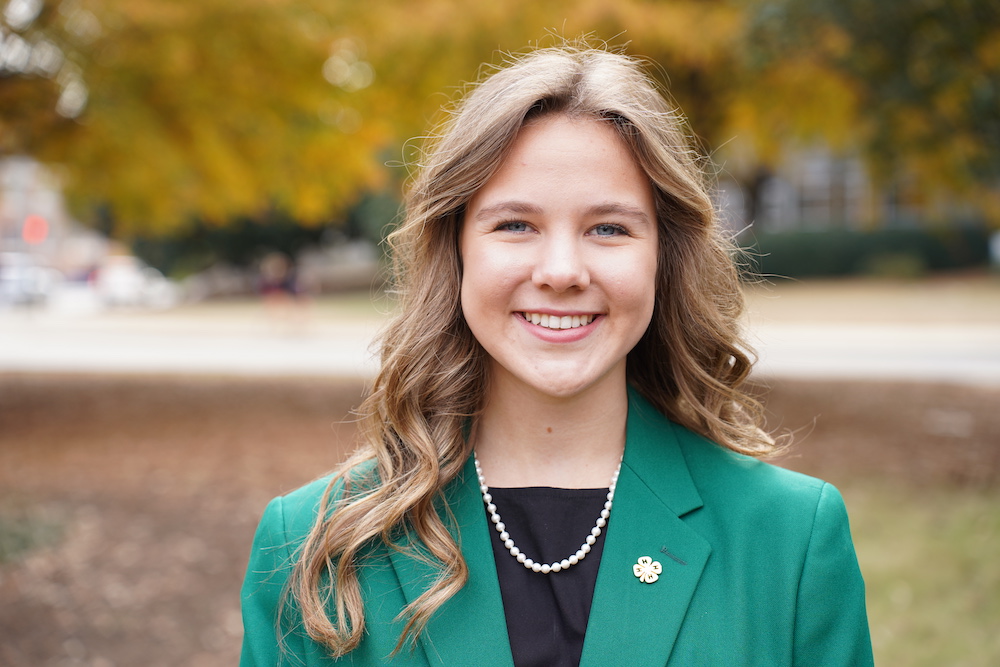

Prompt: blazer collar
xmin=619 ymin=386 xmax=704 ymax=517
xmin=388 ymin=458 xmax=513 ymax=665
xmin=388 ymin=388 xmax=711 ymax=666
xmin=579 ymin=388 xmax=711 ymax=666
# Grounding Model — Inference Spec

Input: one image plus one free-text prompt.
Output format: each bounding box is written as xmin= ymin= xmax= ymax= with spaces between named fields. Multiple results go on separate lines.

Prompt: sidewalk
xmin=2 ymin=278 xmax=999 ymax=385
xmin=0 ymin=298 xmax=383 ymax=378
xmin=743 ymin=276 xmax=1000 ymax=387
xmin=749 ymin=322 xmax=999 ymax=386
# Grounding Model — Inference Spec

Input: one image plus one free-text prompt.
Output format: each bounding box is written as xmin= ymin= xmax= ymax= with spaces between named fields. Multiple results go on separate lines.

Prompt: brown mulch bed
xmin=1 ymin=374 xmax=997 ymax=666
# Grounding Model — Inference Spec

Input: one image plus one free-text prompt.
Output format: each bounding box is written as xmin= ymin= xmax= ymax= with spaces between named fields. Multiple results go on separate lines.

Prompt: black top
xmin=486 ymin=487 xmax=609 ymax=667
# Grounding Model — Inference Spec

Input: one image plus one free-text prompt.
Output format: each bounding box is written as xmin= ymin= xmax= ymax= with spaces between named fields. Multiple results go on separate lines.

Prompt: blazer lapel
xmin=388 ymin=390 xmax=709 ymax=666
xmin=388 ymin=456 xmax=514 ymax=666
xmin=579 ymin=390 xmax=712 ymax=666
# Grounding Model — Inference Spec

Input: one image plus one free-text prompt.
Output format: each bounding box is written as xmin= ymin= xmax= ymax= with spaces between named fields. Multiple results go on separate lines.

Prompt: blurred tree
xmin=5 ymin=0 xmax=740 ymax=236
xmin=1 ymin=0 xmax=391 ymax=234
xmin=0 ymin=1 xmax=71 ymax=157
xmin=4 ymin=0 xmax=996 ymax=238
xmin=747 ymin=0 xmax=1000 ymax=223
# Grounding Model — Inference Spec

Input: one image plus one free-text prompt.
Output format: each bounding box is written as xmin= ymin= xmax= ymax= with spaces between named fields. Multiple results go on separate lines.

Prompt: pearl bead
xmin=475 ymin=452 xmax=622 ymax=576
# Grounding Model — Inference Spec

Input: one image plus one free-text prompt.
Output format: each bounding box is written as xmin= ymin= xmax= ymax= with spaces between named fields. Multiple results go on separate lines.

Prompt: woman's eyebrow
xmin=474 ymin=201 xmax=650 ymax=222
xmin=587 ymin=203 xmax=652 ymax=223
xmin=473 ymin=201 xmax=543 ymax=220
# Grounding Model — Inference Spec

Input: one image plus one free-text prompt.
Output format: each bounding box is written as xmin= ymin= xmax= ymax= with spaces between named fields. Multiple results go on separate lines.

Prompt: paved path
xmin=0 ymin=304 xmax=382 ymax=378
xmin=749 ymin=323 xmax=1000 ymax=387
xmin=2 ymin=290 xmax=998 ymax=386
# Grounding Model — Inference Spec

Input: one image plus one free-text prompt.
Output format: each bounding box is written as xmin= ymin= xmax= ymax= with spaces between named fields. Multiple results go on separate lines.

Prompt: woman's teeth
xmin=522 ymin=313 xmax=596 ymax=330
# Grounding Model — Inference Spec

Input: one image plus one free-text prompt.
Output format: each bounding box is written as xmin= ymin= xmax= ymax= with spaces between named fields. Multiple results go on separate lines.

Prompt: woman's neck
xmin=472 ymin=374 xmax=628 ymax=489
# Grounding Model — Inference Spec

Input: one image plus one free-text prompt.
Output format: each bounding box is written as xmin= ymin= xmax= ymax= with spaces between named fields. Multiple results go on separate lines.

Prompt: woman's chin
xmin=493 ymin=361 xmax=627 ymax=403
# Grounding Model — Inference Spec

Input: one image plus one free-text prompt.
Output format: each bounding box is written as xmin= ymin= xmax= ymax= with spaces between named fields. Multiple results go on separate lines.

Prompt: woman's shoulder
xmin=678 ymin=424 xmax=826 ymax=494
xmin=667 ymin=421 xmax=850 ymax=531
xmin=259 ymin=459 xmax=378 ymax=537
xmin=629 ymin=389 xmax=831 ymax=502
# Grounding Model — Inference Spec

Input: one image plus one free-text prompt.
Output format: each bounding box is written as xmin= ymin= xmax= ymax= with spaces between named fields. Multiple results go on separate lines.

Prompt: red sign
xmin=22 ymin=215 xmax=49 ymax=244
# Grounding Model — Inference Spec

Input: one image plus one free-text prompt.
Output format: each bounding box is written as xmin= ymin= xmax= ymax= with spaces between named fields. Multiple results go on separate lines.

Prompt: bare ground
xmin=0 ymin=373 xmax=997 ymax=666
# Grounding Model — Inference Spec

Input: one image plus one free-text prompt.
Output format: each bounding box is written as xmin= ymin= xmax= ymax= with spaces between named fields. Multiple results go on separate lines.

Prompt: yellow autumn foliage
xmin=2 ymin=0 xmax=996 ymax=233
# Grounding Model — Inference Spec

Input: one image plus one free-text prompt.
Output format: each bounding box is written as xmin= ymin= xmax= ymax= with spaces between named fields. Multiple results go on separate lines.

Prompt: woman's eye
xmin=592 ymin=223 xmax=627 ymax=236
xmin=496 ymin=221 xmax=529 ymax=232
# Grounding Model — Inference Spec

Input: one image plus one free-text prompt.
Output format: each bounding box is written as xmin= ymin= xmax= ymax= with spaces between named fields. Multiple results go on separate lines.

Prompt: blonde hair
xmin=291 ymin=44 xmax=774 ymax=657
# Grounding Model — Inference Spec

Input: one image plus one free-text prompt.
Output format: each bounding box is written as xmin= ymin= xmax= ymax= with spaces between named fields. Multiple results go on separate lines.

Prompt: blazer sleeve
xmin=240 ymin=495 xmax=306 ymax=667
xmin=793 ymin=483 xmax=874 ymax=666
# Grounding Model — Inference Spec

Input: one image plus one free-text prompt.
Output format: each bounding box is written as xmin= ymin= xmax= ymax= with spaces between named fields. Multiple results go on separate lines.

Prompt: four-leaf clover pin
xmin=633 ymin=556 xmax=662 ymax=584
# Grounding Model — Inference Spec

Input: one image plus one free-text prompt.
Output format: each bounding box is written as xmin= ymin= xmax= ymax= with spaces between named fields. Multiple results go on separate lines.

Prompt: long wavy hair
xmin=290 ymin=44 xmax=775 ymax=657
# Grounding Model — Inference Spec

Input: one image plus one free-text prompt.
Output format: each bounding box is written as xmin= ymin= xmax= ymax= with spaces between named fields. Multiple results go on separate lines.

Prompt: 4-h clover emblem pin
xmin=633 ymin=556 xmax=663 ymax=584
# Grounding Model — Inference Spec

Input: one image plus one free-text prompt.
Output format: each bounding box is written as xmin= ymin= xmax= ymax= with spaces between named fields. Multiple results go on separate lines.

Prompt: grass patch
xmin=844 ymin=483 xmax=1000 ymax=666
xmin=0 ymin=504 xmax=64 ymax=565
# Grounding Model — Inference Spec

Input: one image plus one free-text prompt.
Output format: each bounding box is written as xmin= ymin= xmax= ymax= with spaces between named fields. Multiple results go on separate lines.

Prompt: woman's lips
xmin=519 ymin=312 xmax=600 ymax=330
xmin=516 ymin=312 xmax=601 ymax=343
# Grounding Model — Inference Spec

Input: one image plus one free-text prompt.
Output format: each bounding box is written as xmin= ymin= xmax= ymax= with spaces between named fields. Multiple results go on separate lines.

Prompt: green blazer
xmin=241 ymin=391 xmax=873 ymax=666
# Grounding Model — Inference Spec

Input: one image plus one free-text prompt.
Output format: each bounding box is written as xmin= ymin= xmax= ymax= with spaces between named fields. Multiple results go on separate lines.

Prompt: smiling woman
xmin=240 ymin=45 xmax=874 ymax=666
xmin=460 ymin=115 xmax=658 ymax=414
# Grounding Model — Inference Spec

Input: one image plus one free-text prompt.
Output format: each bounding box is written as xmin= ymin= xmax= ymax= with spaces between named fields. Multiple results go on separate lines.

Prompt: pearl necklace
xmin=474 ymin=454 xmax=622 ymax=574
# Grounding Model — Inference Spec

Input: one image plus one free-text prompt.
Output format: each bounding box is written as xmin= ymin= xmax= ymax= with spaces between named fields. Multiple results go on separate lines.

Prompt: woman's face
xmin=460 ymin=114 xmax=658 ymax=401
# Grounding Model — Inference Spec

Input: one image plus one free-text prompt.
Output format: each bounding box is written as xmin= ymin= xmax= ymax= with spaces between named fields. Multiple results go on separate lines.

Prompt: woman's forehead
xmin=467 ymin=114 xmax=655 ymax=216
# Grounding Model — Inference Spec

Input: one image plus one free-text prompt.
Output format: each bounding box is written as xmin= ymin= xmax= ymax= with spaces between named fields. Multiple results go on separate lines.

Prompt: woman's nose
xmin=532 ymin=234 xmax=590 ymax=292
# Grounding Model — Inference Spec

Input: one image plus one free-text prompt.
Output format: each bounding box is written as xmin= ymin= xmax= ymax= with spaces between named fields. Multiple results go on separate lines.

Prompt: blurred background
xmin=1 ymin=0 xmax=998 ymax=665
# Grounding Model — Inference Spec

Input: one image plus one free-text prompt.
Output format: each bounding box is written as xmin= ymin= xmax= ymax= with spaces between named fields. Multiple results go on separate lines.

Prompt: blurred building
xmin=0 ymin=156 xmax=107 ymax=278
xmin=717 ymin=146 xmax=964 ymax=237
xmin=757 ymin=149 xmax=872 ymax=232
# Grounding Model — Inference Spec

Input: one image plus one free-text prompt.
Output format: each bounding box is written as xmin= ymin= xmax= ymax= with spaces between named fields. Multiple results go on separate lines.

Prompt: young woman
xmin=241 ymin=46 xmax=873 ymax=666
